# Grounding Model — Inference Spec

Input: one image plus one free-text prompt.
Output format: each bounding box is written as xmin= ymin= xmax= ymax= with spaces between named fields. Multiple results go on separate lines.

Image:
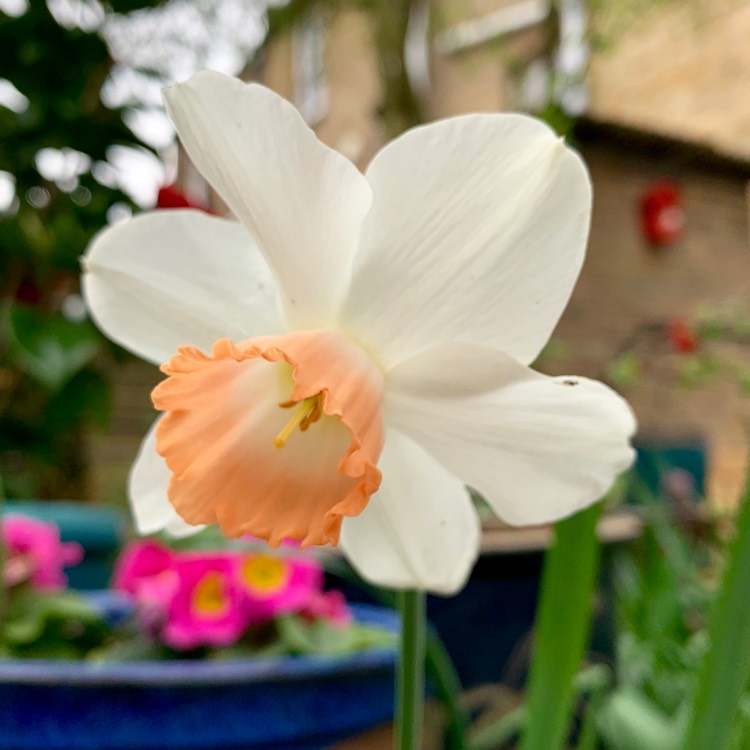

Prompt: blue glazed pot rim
xmin=0 ymin=603 xmax=398 ymax=687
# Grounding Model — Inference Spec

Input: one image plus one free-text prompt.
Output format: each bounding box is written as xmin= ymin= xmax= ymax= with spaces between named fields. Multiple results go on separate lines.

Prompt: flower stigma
xmin=273 ymin=393 xmax=324 ymax=447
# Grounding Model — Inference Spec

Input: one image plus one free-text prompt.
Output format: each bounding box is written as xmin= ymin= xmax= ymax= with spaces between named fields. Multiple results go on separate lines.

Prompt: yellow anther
xmin=273 ymin=394 xmax=324 ymax=447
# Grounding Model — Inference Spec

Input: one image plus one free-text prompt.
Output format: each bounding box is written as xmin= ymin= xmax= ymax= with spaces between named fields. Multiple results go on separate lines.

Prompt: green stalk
xmin=684 ymin=473 xmax=750 ymax=750
xmin=519 ymin=503 xmax=603 ymax=750
xmin=395 ymin=589 xmax=427 ymax=750
xmin=329 ymin=565 xmax=467 ymax=749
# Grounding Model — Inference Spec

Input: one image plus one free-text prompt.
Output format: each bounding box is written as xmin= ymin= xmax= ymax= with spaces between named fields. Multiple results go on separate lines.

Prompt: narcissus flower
xmin=82 ymin=71 xmax=636 ymax=595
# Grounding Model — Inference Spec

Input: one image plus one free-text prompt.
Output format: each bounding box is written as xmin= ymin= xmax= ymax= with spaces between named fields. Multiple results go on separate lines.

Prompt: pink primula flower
xmin=162 ymin=555 xmax=248 ymax=650
xmin=113 ymin=541 xmax=352 ymax=649
xmin=113 ymin=539 xmax=175 ymax=595
xmin=2 ymin=514 xmax=83 ymax=590
xmin=235 ymin=553 xmax=323 ymax=624
xmin=113 ymin=540 xmax=179 ymax=633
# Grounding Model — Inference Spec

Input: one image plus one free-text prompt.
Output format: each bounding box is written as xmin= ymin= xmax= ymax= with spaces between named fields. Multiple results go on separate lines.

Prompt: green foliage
xmin=684 ymin=478 xmax=750 ymax=750
xmin=676 ymin=355 xmax=720 ymax=389
xmin=3 ymin=584 xmax=112 ymax=659
xmin=7 ymin=306 xmax=101 ymax=391
xmin=607 ymin=352 xmax=642 ymax=389
xmin=91 ymin=609 xmax=396 ymax=663
xmin=592 ymin=509 xmax=708 ymax=748
xmin=0 ymin=2 xmax=159 ymax=498
xmin=276 ymin=613 xmax=396 ymax=656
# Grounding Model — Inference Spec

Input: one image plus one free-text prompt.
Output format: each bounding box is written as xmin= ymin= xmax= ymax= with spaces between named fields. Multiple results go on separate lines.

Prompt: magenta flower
xmin=2 ymin=514 xmax=83 ymax=590
xmin=236 ymin=553 xmax=323 ymax=624
xmin=113 ymin=540 xmax=180 ymax=633
xmin=112 ymin=539 xmax=175 ymax=595
xmin=112 ymin=542 xmax=354 ymax=649
xmin=162 ymin=555 xmax=248 ymax=650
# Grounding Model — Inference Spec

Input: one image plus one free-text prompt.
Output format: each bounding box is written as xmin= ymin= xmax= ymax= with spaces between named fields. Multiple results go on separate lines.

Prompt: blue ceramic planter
xmin=0 ymin=602 xmax=398 ymax=750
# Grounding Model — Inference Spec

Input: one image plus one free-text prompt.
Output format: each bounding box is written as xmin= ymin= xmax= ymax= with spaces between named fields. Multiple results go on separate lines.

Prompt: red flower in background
xmin=641 ymin=181 xmax=684 ymax=246
xmin=667 ymin=318 xmax=698 ymax=353
xmin=156 ymin=184 xmax=213 ymax=213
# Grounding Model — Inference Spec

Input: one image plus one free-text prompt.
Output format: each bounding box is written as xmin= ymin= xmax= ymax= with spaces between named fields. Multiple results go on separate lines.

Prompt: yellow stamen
xmin=274 ymin=394 xmax=324 ymax=447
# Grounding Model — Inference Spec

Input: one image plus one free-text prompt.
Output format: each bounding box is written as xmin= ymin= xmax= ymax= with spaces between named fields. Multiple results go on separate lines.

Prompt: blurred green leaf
xmin=0 ymin=0 xmax=149 ymax=497
xmin=45 ymin=368 xmax=113 ymax=431
xmin=4 ymin=586 xmax=108 ymax=656
xmin=597 ymin=689 xmax=685 ymax=750
xmin=676 ymin=355 xmax=720 ymax=389
xmin=520 ymin=504 xmax=602 ymax=750
xmin=277 ymin=614 xmax=395 ymax=656
xmin=607 ymin=353 xmax=641 ymax=389
xmin=88 ymin=634 xmax=171 ymax=663
xmin=7 ymin=306 xmax=100 ymax=391
xmin=684 ymin=473 xmax=750 ymax=750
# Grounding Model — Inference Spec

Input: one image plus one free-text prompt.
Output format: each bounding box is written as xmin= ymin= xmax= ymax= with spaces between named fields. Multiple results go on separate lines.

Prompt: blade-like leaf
xmin=519 ymin=504 xmax=602 ymax=750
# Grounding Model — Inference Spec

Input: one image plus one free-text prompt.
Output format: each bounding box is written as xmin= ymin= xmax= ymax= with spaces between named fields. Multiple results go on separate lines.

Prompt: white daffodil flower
xmin=82 ymin=70 xmax=636 ymax=595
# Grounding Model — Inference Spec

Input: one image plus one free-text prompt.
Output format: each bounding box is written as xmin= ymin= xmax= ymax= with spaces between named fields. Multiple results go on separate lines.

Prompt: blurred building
xmin=93 ymin=0 xmax=750 ymax=510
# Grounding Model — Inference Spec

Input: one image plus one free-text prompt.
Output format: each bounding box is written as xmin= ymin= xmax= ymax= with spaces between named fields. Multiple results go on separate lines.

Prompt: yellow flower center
xmin=273 ymin=393 xmax=324 ymax=448
xmin=192 ymin=572 xmax=228 ymax=616
xmin=241 ymin=555 xmax=288 ymax=593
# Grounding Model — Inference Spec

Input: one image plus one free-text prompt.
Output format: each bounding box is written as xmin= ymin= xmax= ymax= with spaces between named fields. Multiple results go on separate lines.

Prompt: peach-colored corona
xmin=152 ymin=330 xmax=384 ymax=547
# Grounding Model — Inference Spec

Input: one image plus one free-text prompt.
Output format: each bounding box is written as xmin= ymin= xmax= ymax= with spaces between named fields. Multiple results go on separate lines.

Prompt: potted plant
xmin=0 ymin=516 xmax=398 ymax=750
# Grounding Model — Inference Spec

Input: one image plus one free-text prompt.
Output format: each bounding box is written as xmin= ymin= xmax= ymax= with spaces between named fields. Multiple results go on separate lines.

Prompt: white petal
xmin=82 ymin=210 xmax=282 ymax=365
xmin=343 ymin=114 xmax=591 ymax=368
xmin=128 ymin=421 xmax=205 ymax=538
xmin=163 ymin=71 xmax=372 ymax=328
xmin=339 ymin=428 xmax=480 ymax=595
xmin=386 ymin=344 xmax=636 ymax=526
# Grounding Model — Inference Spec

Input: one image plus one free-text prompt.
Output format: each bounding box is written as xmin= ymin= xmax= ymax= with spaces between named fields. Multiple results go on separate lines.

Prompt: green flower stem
xmin=519 ymin=503 xmax=603 ymax=750
xmin=684 ymin=474 xmax=750 ymax=750
xmin=395 ymin=589 xmax=427 ymax=750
